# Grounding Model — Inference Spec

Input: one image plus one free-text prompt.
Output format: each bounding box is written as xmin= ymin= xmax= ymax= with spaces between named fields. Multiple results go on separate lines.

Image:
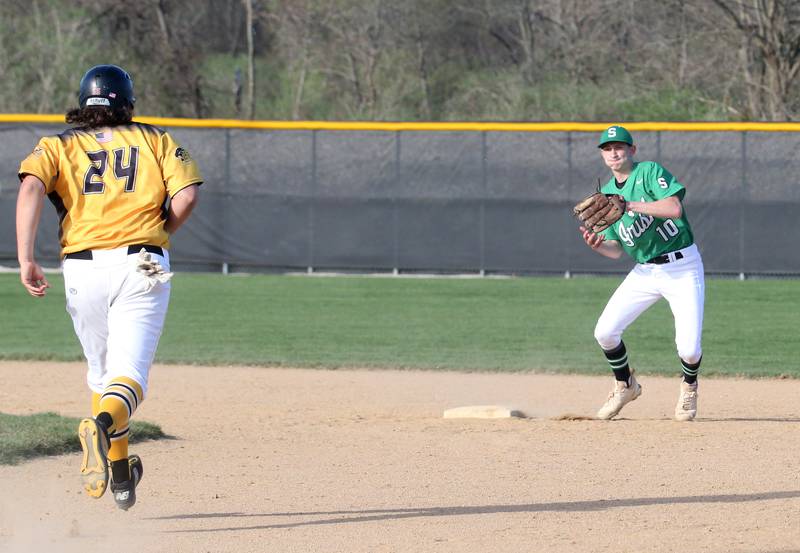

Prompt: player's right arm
xmin=16 ymin=174 xmax=50 ymax=297
xmin=156 ymin=129 xmax=202 ymax=236
xmin=579 ymin=226 xmax=624 ymax=259
xmin=164 ymin=184 xmax=200 ymax=235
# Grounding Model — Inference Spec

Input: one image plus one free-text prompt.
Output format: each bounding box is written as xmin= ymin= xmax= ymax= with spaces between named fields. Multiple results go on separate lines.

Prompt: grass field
xmin=0 ymin=412 xmax=165 ymax=465
xmin=0 ymin=272 xmax=797 ymax=377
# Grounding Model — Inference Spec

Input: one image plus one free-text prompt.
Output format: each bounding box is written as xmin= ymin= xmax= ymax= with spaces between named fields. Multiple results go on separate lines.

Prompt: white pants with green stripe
xmin=594 ymin=244 xmax=704 ymax=364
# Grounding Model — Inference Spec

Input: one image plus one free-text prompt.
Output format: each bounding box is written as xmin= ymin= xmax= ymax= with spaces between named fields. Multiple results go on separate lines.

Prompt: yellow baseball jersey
xmin=19 ymin=123 xmax=202 ymax=255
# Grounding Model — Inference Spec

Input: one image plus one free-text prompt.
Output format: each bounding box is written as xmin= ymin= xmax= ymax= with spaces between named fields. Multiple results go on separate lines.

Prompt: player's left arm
xmin=16 ymin=174 xmax=50 ymax=297
xmin=626 ymin=195 xmax=682 ymax=219
xmin=165 ymin=184 xmax=199 ymax=235
xmin=626 ymin=163 xmax=684 ymax=219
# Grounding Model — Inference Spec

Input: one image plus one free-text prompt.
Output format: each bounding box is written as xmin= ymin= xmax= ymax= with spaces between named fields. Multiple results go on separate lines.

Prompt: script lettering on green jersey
xmin=617 ymin=213 xmax=655 ymax=247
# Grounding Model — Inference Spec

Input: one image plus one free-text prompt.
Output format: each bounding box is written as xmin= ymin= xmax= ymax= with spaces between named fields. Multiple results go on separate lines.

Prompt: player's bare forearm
xmin=627 ymin=195 xmax=682 ymax=219
xmin=16 ymin=175 xmax=45 ymax=263
xmin=579 ymin=226 xmax=623 ymax=259
xmin=16 ymin=175 xmax=50 ymax=296
xmin=165 ymin=184 xmax=199 ymax=234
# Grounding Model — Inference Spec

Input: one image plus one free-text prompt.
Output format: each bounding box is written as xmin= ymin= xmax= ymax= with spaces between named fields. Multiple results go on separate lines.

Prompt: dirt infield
xmin=1 ymin=361 xmax=799 ymax=553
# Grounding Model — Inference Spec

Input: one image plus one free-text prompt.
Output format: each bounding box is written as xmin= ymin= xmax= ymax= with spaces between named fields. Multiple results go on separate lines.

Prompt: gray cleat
xmin=110 ymin=454 xmax=143 ymax=511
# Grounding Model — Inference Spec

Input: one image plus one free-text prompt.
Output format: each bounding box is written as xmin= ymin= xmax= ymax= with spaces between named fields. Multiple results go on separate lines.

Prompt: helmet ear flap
xmin=78 ymin=65 xmax=135 ymax=109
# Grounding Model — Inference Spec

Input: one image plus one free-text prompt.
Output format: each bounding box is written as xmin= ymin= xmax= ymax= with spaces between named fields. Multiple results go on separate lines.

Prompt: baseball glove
xmin=573 ymin=190 xmax=626 ymax=233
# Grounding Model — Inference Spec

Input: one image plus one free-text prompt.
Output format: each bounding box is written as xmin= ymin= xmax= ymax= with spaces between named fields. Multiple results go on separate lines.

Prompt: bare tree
xmin=409 ymin=1 xmax=433 ymax=119
xmin=304 ymin=0 xmax=388 ymax=118
xmin=243 ymin=0 xmax=256 ymax=119
xmin=708 ymin=0 xmax=800 ymax=120
xmin=72 ymin=0 xmax=213 ymax=117
xmin=0 ymin=0 xmax=95 ymax=112
xmin=2 ymin=0 xmax=798 ymax=120
xmin=292 ymin=10 xmax=312 ymax=119
xmin=266 ymin=0 xmax=319 ymax=119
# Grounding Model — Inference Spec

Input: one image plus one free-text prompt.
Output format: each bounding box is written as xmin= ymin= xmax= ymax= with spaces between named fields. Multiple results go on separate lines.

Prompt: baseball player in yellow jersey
xmin=15 ymin=64 xmax=202 ymax=510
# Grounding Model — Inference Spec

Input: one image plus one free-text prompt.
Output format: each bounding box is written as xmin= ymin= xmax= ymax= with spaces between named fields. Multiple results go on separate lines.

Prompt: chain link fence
xmin=2 ymin=122 xmax=798 ymax=276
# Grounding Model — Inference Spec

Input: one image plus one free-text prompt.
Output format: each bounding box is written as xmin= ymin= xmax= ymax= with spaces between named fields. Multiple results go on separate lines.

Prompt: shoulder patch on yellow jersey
xmin=175 ymin=147 xmax=192 ymax=163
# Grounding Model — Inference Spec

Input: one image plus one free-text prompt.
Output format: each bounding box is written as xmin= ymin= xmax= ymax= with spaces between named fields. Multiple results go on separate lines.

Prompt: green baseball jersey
xmin=599 ymin=161 xmax=694 ymax=263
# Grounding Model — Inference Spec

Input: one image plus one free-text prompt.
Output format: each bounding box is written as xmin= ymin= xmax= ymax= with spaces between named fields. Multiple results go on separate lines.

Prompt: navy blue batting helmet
xmin=78 ymin=64 xmax=135 ymax=109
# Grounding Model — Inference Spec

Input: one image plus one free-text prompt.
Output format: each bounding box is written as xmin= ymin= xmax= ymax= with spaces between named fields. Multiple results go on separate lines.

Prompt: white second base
xmin=443 ymin=405 xmax=525 ymax=419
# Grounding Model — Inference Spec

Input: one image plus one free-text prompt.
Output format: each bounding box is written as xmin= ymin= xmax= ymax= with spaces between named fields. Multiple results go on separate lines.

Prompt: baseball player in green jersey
xmin=580 ymin=125 xmax=705 ymax=421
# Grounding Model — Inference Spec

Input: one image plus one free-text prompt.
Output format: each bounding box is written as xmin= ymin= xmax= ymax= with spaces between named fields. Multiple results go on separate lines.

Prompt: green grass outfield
xmin=0 ymin=272 xmax=797 ymax=378
xmin=0 ymin=412 xmax=166 ymax=465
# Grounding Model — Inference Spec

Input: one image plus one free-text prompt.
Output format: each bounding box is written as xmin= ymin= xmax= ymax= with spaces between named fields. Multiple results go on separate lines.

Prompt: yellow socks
xmin=92 ymin=377 xmax=143 ymax=462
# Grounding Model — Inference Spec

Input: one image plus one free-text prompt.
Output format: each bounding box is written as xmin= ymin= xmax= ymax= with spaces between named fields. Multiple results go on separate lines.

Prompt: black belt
xmin=646 ymin=251 xmax=684 ymax=265
xmin=64 ymin=244 xmax=163 ymax=260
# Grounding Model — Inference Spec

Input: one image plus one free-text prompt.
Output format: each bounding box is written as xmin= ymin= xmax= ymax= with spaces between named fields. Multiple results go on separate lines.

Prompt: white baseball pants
xmin=594 ymin=244 xmax=704 ymax=363
xmin=62 ymin=246 xmax=171 ymax=397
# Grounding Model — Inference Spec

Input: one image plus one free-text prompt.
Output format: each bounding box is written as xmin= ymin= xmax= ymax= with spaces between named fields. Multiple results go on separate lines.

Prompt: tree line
xmin=1 ymin=0 xmax=798 ymax=121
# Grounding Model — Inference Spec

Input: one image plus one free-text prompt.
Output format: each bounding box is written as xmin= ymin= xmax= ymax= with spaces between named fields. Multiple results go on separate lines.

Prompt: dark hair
xmin=65 ymin=105 xmax=134 ymax=129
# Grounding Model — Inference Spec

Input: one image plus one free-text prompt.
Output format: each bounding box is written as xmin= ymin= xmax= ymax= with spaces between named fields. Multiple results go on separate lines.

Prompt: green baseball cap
xmin=598 ymin=125 xmax=633 ymax=147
